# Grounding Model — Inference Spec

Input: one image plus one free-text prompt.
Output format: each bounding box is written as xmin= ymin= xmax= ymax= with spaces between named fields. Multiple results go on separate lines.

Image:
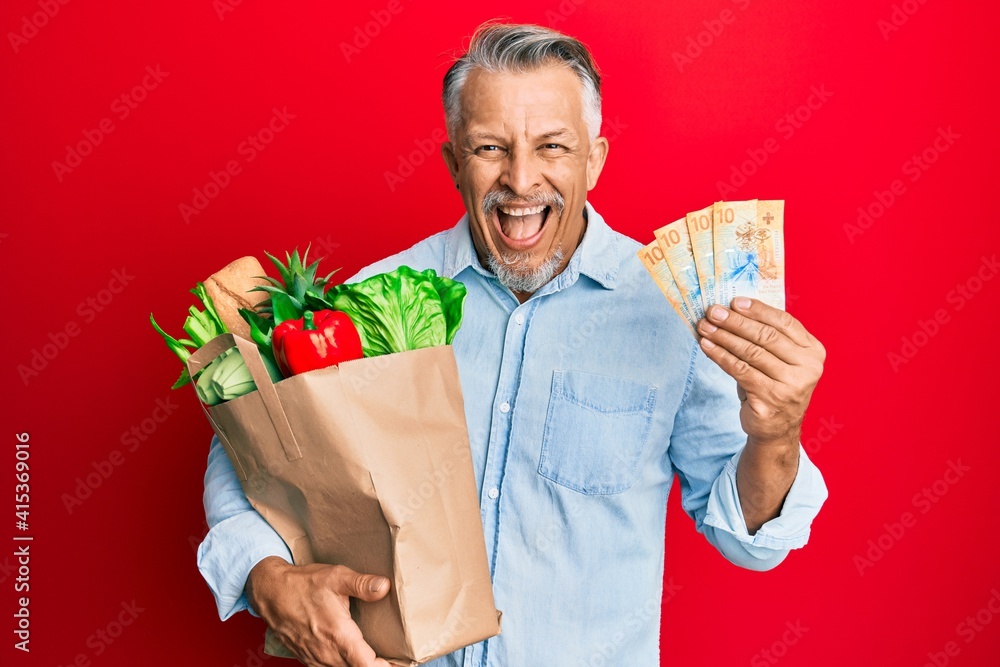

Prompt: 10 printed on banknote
xmin=638 ymin=199 xmax=785 ymax=336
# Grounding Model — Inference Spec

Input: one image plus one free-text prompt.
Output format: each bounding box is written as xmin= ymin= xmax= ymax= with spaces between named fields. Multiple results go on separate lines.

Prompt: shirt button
xmin=488 ymin=487 xmax=499 ymax=499
xmin=514 ymin=313 xmax=525 ymax=325
xmin=499 ymin=401 xmax=510 ymax=413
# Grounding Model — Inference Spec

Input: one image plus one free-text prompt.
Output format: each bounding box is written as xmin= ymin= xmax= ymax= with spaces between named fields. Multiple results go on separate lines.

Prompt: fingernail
xmin=709 ymin=306 xmax=729 ymax=322
xmin=699 ymin=321 xmax=718 ymax=334
xmin=733 ymin=297 xmax=751 ymax=310
xmin=700 ymin=337 xmax=716 ymax=349
xmin=369 ymin=577 xmax=388 ymax=593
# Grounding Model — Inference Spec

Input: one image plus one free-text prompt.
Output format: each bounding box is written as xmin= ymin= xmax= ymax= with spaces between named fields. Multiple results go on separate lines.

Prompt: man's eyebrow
xmin=463 ymin=132 xmax=506 ymax=144
xmin=462 ymin=129 xmax=577 ymax=145
xmin=537 ymin=128 xmax=574 ymax=140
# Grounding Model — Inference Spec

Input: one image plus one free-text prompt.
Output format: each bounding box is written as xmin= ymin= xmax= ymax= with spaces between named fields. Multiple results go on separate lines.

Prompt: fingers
xmin=279 ymin=608 xmax=381 ymax=667
xmin=335 ymin=621 xmax=382 ymax=667
xmin=263 ymin=563 xmax=390 ymax=667
xmin=699 ymin=299 xmax=805 ymax=364
xmin=698 ymin=326 xmax=776 ymax=394
xmin=697 ymin=318 xmax=790 ymax=383
xmin=734 ymin=296 xmax=810 ymax=343
xmin=329 ymin=565 xmax=391 ymax=603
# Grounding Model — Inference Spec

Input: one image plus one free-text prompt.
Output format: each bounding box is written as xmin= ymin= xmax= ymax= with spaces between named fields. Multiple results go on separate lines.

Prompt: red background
xmin=4 ymin=1 xmax=999 ymax=665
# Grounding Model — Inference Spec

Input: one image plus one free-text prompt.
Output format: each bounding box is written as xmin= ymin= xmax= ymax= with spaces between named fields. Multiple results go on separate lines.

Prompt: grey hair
xmin=443 ymin=22 xmax=602 ymax=141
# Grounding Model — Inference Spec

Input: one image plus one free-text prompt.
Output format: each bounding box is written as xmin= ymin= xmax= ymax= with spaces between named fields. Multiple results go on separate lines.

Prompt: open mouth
xmin=494 ymin=204 xmax=554 ymax=251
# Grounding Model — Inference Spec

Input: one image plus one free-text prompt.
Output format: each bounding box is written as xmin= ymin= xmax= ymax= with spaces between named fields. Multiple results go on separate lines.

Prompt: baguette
xmin=204 ymin=256 xmax=270 ymax=340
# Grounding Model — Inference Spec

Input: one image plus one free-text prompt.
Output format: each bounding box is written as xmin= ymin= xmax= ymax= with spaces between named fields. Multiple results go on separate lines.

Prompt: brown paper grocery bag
xmin=187 ymin=334 xmax=501 ymax=666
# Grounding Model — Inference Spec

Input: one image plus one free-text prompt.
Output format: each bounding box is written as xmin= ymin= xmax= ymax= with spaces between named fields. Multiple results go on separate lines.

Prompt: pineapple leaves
xmin=253 ymin=245 xmax=340 ymax=322
xmin=270 ymin=292 xmax=301 ymax=326
xmin=154 ymin=245 xmax=344 ymax=394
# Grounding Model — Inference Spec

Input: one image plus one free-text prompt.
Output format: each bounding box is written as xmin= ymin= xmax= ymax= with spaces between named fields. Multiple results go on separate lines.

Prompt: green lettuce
xmin=325 ymin=266 xmax=467 ymax=357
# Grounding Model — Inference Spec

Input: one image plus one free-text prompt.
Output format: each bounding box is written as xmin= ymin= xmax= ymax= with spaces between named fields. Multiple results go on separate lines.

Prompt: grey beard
xmin=486 ymin=247 xmax=565 ymax=295
xmin=479 ymin=187 xmax=568 ymax=294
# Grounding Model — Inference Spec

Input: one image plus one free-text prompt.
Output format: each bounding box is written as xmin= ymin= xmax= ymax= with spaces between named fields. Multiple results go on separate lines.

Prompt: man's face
xmin=442 ymin=65 xmax=608 ymax=297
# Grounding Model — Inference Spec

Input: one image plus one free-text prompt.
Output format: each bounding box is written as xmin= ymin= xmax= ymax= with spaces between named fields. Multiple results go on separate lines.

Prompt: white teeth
xmin=499 ymin=205 xmax=546 ymax=217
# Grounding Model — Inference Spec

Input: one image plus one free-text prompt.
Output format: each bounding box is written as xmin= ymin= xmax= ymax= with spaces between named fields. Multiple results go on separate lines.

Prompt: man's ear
xmin=586 ymin=136 xmax=609 ymax=191
xmin=441 ymin=141 xmax=460 ymax=186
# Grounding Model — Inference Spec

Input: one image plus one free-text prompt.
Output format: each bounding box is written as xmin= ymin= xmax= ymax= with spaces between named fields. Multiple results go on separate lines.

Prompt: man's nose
xmin=502 ymin=148 xmax=543 ymax=196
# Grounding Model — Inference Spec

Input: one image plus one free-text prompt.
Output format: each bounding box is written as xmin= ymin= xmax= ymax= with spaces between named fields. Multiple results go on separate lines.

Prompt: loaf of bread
xmin=204 ymin=256 xmax=270 ymax=340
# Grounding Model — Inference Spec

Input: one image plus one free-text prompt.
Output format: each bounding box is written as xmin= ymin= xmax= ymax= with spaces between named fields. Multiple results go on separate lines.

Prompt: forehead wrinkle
xmin=461 ymin=67 xmax=584 ymax=137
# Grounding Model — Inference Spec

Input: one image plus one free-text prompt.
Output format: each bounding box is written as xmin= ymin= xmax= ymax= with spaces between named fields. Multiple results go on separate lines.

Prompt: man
xmin=198 ymin=22 xmax=828 ymax=667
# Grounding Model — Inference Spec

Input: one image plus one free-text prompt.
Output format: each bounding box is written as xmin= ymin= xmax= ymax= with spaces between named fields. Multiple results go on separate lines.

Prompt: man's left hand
xmin=696 ymin=296 xmax=825 ymax=447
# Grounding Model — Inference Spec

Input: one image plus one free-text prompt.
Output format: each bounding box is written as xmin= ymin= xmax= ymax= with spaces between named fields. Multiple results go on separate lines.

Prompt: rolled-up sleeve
xmin=702 ymin=445 xmax=828 ymax=568
xmin=668 ymin=344 xmax=829 ymax=571
xmin=197 ymin=435 xmax=292 ymax=620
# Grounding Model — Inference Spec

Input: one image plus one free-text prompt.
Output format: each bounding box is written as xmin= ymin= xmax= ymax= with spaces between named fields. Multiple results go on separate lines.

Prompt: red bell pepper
xmin=272 ymin=309 xmax=363 ymax=377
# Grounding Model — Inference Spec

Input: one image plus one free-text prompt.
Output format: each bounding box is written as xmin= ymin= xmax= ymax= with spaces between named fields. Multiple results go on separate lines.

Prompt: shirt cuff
xmin=196 ymin=510 xmax=293 ymax=620
xmin=703 ymin=444 xmax=828 ymax=551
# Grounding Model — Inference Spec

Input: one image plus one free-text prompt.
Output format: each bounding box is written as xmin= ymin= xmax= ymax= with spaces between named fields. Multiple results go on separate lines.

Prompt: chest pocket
xmin=537 ymin=370 xmax=658 ymax=495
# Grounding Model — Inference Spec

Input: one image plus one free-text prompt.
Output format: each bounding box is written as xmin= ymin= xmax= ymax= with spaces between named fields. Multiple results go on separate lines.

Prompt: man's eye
xmin=473 ymin=145 xmax=507 ymax=159
xmin=542 ymin=143 xmax=565 ymax=151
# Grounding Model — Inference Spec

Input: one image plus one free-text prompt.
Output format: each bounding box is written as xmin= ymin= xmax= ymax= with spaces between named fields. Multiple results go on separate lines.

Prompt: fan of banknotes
xmin=638 ymin=199 xmax=785 ymax=336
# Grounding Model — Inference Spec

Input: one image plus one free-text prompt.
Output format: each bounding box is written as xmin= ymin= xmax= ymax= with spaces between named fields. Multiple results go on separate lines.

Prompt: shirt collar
xmin=442 ymin=200 xmax=619 ymax=290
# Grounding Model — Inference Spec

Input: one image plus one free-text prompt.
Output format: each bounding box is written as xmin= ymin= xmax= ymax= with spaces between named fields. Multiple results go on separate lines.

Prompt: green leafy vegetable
xmin=238 ymin=307 xmax=279 ymax=368
xmin=326 ymin=266 xmax=467 ymax=357
xmin=426 ymin=271 xmax=467 ymax=345
xmin=150 ymin=281 xmax=228 ymax=388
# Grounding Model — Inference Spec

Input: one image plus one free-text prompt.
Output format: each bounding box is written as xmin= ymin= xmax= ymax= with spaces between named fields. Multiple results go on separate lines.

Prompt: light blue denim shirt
xmin=198 ymin=202 xmax=828 ymax=666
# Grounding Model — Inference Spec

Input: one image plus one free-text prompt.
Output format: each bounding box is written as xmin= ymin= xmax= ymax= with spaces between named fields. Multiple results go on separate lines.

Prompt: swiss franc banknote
xmin=638 ymin=200 xmax=785 ymax=336
xmin=685 ymin=205 xmax=716 ymax=310
xmin=654 ymin=217 xmax=706 ymax=322
xmin=637 ymin=239 xmax=697 ymax=337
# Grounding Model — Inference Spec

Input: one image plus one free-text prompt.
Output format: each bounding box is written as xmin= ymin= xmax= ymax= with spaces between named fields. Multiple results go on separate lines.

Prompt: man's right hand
xmin=246 ymin=556 xmax=393 ymax=667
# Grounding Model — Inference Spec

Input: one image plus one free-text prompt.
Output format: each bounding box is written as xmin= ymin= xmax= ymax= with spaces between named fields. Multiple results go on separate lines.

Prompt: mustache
xmin=481 ymin=189 xmax=565 ymax=218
